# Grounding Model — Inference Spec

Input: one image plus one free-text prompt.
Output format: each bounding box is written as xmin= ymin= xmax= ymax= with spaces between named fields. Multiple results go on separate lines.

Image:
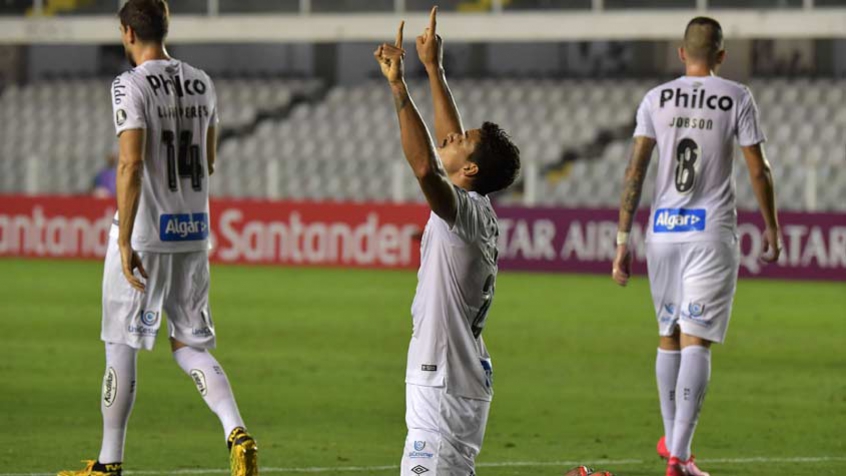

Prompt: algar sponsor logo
xmin=653 ymin=208 xmax=706 ymax=233
xmin=160 ymin=213 xmax=209 ymax=242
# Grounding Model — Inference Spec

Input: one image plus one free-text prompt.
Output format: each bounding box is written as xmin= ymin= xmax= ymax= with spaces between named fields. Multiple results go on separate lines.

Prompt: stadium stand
xmin=0 ymin=76 xmax=843 ymax=211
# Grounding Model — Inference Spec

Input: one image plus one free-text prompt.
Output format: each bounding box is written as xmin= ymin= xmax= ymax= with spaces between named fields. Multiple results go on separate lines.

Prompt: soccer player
xmin=374 ymin=9 xmax=520 ymax=475
xmin=58 ymin=1 xmax=257 ymax=475
xmin=611 ymin=17 xmax=781 ymax=476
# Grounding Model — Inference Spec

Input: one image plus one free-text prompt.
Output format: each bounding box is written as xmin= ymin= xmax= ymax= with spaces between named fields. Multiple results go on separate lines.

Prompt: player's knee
xmin=170 ymin=338 xmax=189 ymax=353
xmin=680 ymin=333 xmax=713 ymax=349
xmin=659 ymin=327 xmax=681 ymax=350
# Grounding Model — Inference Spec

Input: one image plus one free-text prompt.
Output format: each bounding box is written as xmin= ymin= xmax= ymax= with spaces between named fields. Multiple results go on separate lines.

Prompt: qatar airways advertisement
xmin=0 ymin=195 xmax=843 ymax=280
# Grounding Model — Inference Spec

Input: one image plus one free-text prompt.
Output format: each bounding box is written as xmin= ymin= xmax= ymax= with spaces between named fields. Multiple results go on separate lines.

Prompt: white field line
xmin=8 ymin=455 xmax=846 ymax=476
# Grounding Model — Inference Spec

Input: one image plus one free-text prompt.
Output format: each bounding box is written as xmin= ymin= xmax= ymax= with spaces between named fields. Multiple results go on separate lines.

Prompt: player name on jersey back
xmin=111 ymin=59 xmax=218 ymax=253
xmin=635 ymin=75 xmax=766 ymax=244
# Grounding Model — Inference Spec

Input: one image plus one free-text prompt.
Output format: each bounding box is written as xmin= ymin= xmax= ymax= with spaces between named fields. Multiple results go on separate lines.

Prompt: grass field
xmin=0 ymin=258 xmax=843 ymax=476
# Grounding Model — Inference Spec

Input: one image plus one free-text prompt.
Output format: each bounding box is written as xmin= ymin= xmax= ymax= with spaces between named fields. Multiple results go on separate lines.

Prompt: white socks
xmin=173 ymin=346 xmax=246 ymax=439
xmin=98 ymin=343 xmax=138 ymax=464
xmin=656 ymin=348 xmax=681 ymax=447
xmin=671 ymin=345 xmax=711 ymax=461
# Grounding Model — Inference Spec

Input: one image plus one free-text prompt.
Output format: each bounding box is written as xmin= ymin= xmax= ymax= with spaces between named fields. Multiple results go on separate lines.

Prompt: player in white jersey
xmin=58 ymin=2 xmax=257 ymax=476
xmin=374 ymin=10 xmax=521 ymax=476
xmin=612 ymin=17 xmax=781 ymax=476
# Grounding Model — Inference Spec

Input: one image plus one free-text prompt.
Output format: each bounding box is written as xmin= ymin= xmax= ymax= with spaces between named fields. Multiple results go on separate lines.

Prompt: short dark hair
xmin=119 ymin=0 xmax=169 ymax=43
xmin=684 ymin=16 xmax=723 ymax=61
xmin=469 ymin=122 xmax=521 ymax=196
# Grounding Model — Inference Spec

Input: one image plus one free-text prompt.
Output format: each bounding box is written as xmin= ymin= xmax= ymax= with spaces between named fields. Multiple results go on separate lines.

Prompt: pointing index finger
xmin=429 ymin=6 xmax=437 ymax=36
xmin=396 ymin=20 xmax=405 ymax=47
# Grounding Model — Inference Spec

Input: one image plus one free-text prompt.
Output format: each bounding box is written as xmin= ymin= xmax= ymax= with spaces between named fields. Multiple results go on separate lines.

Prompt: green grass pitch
xmin=0 ymin=258 xmax=843 ymax=475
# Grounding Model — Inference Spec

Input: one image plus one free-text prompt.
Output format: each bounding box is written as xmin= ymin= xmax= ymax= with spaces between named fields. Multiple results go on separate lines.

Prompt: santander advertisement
xmin=0 ymin=195 xmax=843 ymax=280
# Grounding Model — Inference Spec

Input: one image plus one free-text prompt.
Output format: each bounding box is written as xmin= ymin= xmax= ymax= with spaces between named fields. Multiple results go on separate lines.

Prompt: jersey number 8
xmin=675 ymin=138 xmax=700 ymax=194
xmin=162 ymin=130 xmax=203 ymax=192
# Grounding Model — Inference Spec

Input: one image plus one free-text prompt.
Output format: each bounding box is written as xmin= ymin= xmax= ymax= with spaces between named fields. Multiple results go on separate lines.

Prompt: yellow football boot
xmin=57 ymin=460 xmax=121 ymax=476
xmin=228 ymin=427 xmax=258 ymax=476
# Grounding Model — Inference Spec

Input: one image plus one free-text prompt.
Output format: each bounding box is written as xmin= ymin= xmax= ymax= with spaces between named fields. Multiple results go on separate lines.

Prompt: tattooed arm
xmin=612 ymin=136 xmax=655 ymax=286
xmin=375 ymin=23 xmax=457 ymax=224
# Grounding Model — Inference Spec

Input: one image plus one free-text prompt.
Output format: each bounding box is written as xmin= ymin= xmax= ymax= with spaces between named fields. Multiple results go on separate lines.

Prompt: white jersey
xmin=634 ymin=75 xmax=766 ymax=244
xmin=111 ymin=58 xmax=218 ymax=253
xmin=407 ymin=187 xmax=498 ymax=402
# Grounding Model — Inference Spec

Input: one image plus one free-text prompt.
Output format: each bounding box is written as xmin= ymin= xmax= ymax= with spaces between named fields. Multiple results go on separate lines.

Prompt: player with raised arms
xmin=373 ymin=8 xmax=521 ymax=475
xmin=58 ymin=1 xmax=257 ymax=475
xmin=612 ymin=17 xmax=781 ymax=476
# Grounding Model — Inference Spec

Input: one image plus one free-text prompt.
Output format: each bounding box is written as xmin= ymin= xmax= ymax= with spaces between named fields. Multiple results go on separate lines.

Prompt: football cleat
xmin=564 ymin=466 xmax=594 ymax=476
xmin=657 ymin=435 xmax=671 ymax=460
xmin=680 ymin=456 xmax=710 ymax=476
xmin=666 ymin=457 xmax=688 ymax=476
xmin=57 ymin=460 xmax=122 ymax=476
xmin=228 ymin=427 xmax=258 ymax=476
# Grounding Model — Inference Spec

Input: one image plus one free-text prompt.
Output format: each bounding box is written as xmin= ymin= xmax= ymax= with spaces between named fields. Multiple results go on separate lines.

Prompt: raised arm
xmin=375 ymin=21 xmax=458 ymax=224
xmin=612 ymin=135 xmax=656 ymax=286
xmin=116 ymin=128 xmax=148 ymax=292
xmin=741 ymin=143 xmax=781 ymax=262
xmin=416 ymin=6 xmax=464 ymax=145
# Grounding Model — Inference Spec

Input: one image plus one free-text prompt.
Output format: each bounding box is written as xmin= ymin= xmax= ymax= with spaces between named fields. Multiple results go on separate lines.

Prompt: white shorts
xmin=646 ymin=240 xmax=740 ymax=344
xmin=101 ymin=231 xmax=215 ymax=351
xmin=401 ymin=384 xmax=490 ymax=476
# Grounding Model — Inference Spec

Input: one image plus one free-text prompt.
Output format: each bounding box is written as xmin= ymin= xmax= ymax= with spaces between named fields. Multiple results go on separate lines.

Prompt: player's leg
xmin=401 ymin=384 xmax=443 ymax=476
xmin=164 ymin=251 xmax=256 ymax=476
xmin=436 ymin=389 xmax=490 ymax=476
xmin=170 ymin=339 xmax=247 ymax=440
xmin=646 ymin=243 xmax=683 ymax=460
xmin=59 ymin=238 xmax=165 ymax=476
xmin=668 ymin=240 xmax=739 ymax=476
xmin=401 ymin=383 xmax=490 ymax=476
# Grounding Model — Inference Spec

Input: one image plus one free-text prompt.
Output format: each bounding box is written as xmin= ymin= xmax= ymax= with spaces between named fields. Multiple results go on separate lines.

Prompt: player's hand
xmin=612 ymin=244 xmax=632 ymax=287
xmin=416 ymin=6 xmax=443 ymax=71
xmin=760 ymin=226 xmax=782 ymax=263
xmin=119 ymin=244 xmax=148 ymax=292
xmin=374 ymin=21 xmax=406 ymax=84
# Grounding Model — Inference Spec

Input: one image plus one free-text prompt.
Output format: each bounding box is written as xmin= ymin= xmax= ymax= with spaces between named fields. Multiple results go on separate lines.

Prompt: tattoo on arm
xmin=621 ymin=160 xmax=648 ymax=214
xmin=618 ymin=137 xmax=655 ymax=232
xmin=393 ymin=87 xmax=409 ymax=112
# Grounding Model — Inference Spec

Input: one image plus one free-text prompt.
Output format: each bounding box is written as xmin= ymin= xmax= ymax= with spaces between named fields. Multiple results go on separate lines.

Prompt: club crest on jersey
xmin=160 ymin=213 xmax=209 ymax=242
xmin=653 ymin=208 xmax=706 ymax=233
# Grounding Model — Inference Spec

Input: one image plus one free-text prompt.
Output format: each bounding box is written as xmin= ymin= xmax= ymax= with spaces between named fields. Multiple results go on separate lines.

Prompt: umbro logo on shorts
xmin=411 ymin=465 xmax=430 ymax=474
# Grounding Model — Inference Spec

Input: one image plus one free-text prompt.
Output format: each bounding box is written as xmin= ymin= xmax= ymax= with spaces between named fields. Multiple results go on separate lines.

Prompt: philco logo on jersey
xmin=160 ymin=213 xmax=209 ymax=242
xmin=653 ymin=208 xmax=707 ymax=233
xmin=660 ymin=88 xmax=734 ymax=111
xmin=147 ymin=74 xmax=207 ymax=97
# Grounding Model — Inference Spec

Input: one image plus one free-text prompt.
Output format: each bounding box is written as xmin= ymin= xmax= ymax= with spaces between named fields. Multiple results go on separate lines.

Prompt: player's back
xmin=111 ymin=59 xmax=217 ymax=253
xmin=635 ymin=75 xmax=765 ymax=244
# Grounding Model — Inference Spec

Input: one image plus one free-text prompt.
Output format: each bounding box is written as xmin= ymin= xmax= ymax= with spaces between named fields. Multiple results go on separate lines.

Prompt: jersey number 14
xmin=162 ymin=130 xmax=204 ymax=192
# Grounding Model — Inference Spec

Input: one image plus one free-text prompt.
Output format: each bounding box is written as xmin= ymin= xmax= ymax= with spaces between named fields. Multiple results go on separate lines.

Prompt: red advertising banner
xmin=496 ymin=206 xmax=846 ymax=281
xmin=1 ymin=195 xmax=843 ymax=281
xmin=0 ymin=195 xmax=430 ymax=269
